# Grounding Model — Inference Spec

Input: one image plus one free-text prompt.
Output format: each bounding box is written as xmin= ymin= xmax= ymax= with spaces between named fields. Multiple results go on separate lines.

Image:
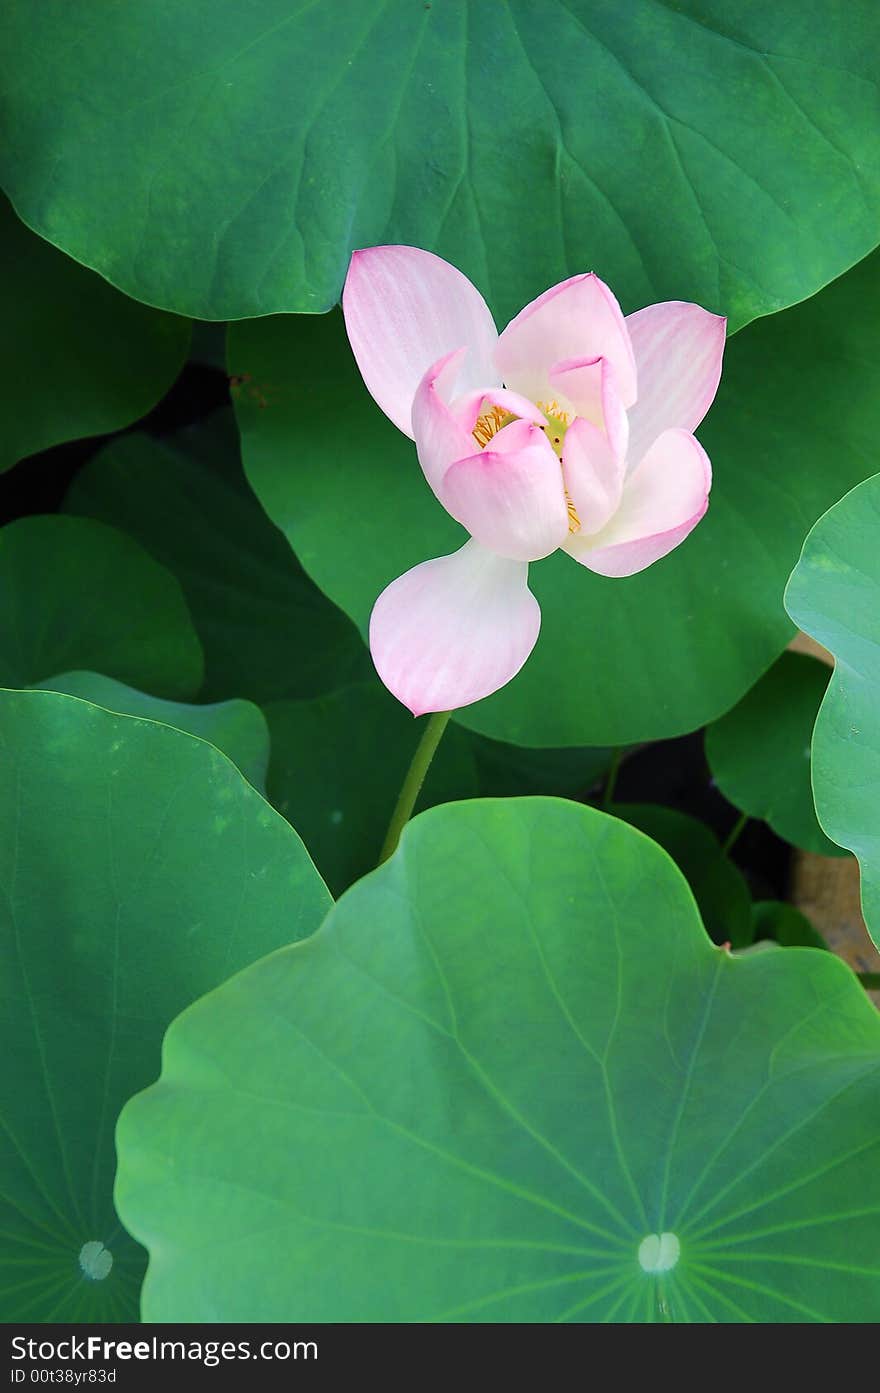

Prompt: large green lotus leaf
xmin=65 ymin=414 xmax=368 ymax=704
xmin=1 ymin=3 xmax=878 ymax=327
xmin=0 ymin=196 xmax=189 ymax=473
xmin=0 ymin=515 xmax=203 ymax=699
xmin=785 ymin=474 xmax=880 ymax=948
xmin=266 ymin=679 xmax=611 ymax=894
xmin=705 ymin=653 xmax=845 ymax=858
xmin=233 ymin=250 xmax=880 ymax=745
xmin=36 ymin=671 xmax=270 ymax=792
xmin=0 ymin=689 xmax=330 ymax=1321
xmin=614 ymin=803 xmax=752 ymax=948
xmin=117 ymin=798 xmax=880 ymax=1323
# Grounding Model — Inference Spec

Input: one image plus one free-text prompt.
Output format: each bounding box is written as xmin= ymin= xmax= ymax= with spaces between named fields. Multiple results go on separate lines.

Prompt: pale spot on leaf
xmin=79 ymin=1240 xmax=113 ymax=1281
xmin=638 ymin=1231 xmax=680 ymax=1274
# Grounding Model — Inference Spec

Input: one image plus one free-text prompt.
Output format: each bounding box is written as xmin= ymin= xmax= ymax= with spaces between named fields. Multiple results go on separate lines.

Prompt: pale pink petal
xmin=490 ymin=418 xmax=550 ymax=457
xmin=562 ymin=416 xmax=626 ymax=535
xmin=549 ymin=355 xmax=629 ymax=459
xmin=440 ymin=422 xmax=569 ymax=562
xmin=495 ymin=274 xmax=637 ymax=409
xmin=565 ymin=428 xmax=711 ymax=578
xmin=624 ymin=301 xmax=726 ymax=465
xmin=548 ymin=356 xmax=603 ymax=423
xmin=343 ymin=246 xmax=500 ymax=438
xmin=369 ymin=539 xmax=541 ymax=715
xmin=451 ymin=386 xmax=547 ymax=433
xmin=411 ymin=350 xmax=480 ymax=497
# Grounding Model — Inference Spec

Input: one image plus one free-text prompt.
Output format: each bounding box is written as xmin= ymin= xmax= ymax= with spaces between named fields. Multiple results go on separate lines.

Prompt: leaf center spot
xmin=78 ymin=1240 xmax=113 ymax=1281
xmin=638 ymin=1231 xmax=680 ymax=1273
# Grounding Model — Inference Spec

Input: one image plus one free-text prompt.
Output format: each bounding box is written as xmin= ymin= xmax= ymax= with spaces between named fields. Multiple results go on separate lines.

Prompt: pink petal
xmin=495 ymin=274 xmax=637 ymax=410
xmin=440 ymin=421 xmax=569 ymax=562
xmin=369 ymin=539 xmax=541 ymax=715
xmin=452 ymin=386 xmax=548 ymax=433
xmin=562 ymin=416 xmax=626 ymax=535
xmin=547 ymin=356 xmax=603 ymax=423
xmin=411 ymin=349 xmax=481 ymax=497
xmin=343 ymin=246 xmax=500 ymax=439
xmin=565 ymin=428 xmax=711 ymax=578
xmin=549 ymin=355 xmax=629 ymax=459
xmin=624 ymin=301 xmax=726 ymax=466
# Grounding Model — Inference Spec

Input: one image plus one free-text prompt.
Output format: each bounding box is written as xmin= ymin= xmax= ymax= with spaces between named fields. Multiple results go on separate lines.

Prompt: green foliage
xmin=2 ymin=3 xmax=878 ymax=325
xmin=116 ymin=799 xmax=880 ymax=1322
xmin=0 ymin=516 xmax=203 ymax=698
xmin=2 ymin=3 xmax=879 ymax=1328
xmin=65 ymin=415 xmax=368 ymax=704
xmin=706 ymin=653 xmax=845 ymax=857
xmin=786 ymin=474 xmax=880 ymax=947
xmin=0 ymin=197 xmax=189 ymax=473
xmin=266 ymin=680 xmax=610 ymax=894
xmin=614 ymin=803 xmax=752 ymax=947
xmin=265 ymin=683 xmax=476 ymax=894
xmin=36 ymin=672 xmax=270 ymax=792
xmin=0 ymin=690 xmax=329 ymax=1320
xmin=751 ymin=902 xmax=828 ymax=953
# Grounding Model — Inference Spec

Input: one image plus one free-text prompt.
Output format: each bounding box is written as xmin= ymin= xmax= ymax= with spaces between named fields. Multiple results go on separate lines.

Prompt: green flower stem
xmin=379 ymin=710 xmax=452 ymax=864
xmin=721 ymin=811 xmax=748 ymax=858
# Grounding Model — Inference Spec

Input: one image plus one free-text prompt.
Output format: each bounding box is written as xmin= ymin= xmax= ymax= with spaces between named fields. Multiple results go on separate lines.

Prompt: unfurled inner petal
xmin=548 ymin=355 xmax=629 ymax=461
xmin=624 ymin=301 xmax=726 ymax=466
xmin=565 ymin=428 xmax=711 ymax=578
xmin=452 ymin=386 xmax=548 ymax=439
xmin=343 ymin=245 xmax=500 ymax=439
xmin=440 ymin=421 xmax=569 ymax=562
xmin=369 ymin=538 xmax=541 ymax=715
xmin=411 ymin=349 xmax=481 ymax=497
xmin=561 ymin=416 xmax=626 ymax=536
xmin=495 ymin=273 xmax=637 ymax=410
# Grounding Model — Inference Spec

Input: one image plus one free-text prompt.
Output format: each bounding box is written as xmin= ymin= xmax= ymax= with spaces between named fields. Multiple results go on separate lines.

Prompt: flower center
xmin=472 ymin=404 xmax=514 ymax=448
xmin=537 ymin=401 xmax=581 ymax=534
xmin=535 ymin=400 xmax=572 ymax=460
xmin=471 ymin=398 xmax=581 ymax=535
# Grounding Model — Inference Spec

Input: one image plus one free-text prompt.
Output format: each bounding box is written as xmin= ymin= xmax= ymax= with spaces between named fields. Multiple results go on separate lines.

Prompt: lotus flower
xmin=343 ymin=247 xmax=725 ymax=715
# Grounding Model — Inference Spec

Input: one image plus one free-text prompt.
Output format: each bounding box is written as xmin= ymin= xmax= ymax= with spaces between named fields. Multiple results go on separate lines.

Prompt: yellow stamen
xmin=566 ymin=490 xmax=581 ymax=534
xmin=472 ymin=403 xmax=512 ymax=448
xmin=536 ymin=399 xmax=572 ymax=427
